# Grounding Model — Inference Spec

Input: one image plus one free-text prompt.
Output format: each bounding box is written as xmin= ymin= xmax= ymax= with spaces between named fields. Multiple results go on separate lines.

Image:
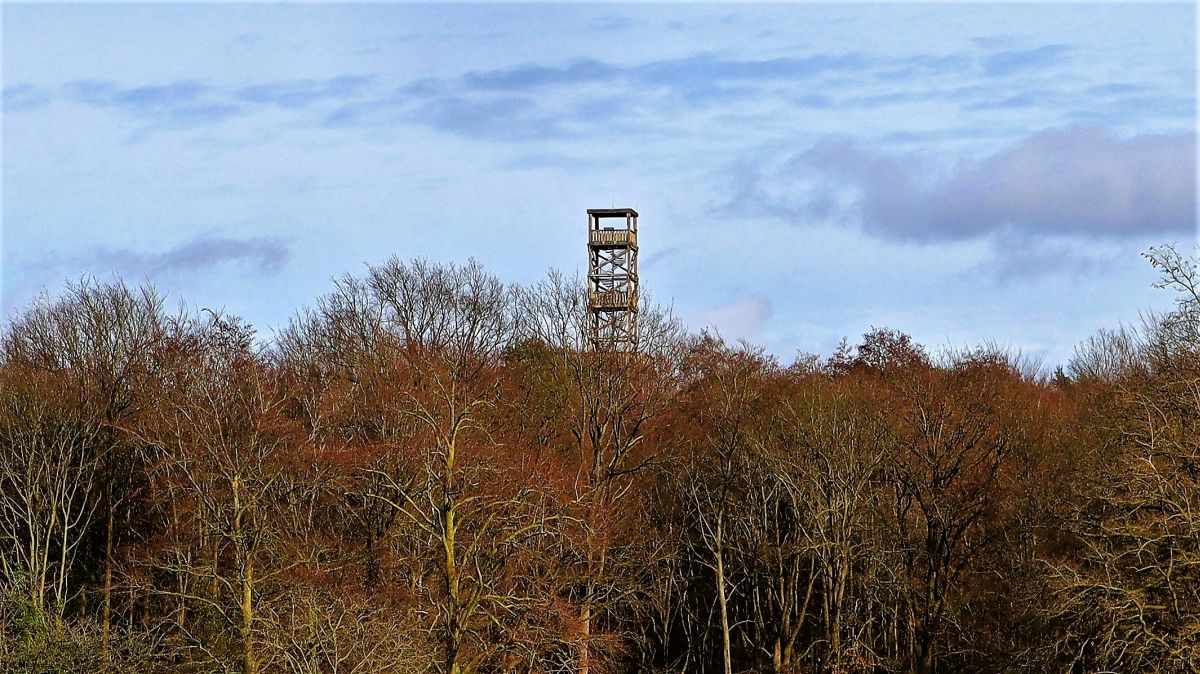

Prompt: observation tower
xmin=586 ymin=208 xmax=639 ymax=352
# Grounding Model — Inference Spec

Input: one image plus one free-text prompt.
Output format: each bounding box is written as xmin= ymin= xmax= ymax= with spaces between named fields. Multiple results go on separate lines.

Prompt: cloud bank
xmin=3 ymin=236 xmax=292 ymax=318
xmin=89 ymin=235 xmax=292 ymax=276
xmin=772 ymin=126 xmax=1196 ymax=242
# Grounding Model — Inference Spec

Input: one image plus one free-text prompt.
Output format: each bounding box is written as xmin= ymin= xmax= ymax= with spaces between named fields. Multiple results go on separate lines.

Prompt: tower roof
xmin=587 ymin=208 xmax=638 ymax=218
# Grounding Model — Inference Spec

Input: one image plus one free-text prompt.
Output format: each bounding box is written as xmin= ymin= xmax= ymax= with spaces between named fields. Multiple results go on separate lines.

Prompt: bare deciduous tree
xmin=0 ymin=368 xmax=100 ymax=621
xmin=2 ymin=278 xmax=168 ymax=650
xmin=1037 ymin=246 xmax=1200 ymax=672
xmin=514 ymin=270 xmax=687 ymax=674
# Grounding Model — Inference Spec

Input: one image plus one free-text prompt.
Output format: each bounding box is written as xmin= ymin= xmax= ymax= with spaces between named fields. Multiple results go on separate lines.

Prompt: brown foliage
xmin=1 ymin=251 xmax=1196 ymax=674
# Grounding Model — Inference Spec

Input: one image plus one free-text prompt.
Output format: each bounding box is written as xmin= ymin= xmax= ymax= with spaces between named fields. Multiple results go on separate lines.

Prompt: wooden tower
xmin=587 ymin=208 xmax=639 ymax=352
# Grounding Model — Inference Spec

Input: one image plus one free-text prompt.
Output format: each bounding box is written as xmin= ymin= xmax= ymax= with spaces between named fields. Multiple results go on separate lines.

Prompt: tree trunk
xmin=579 ymin=602 xmax=591 ymax=674
xmin=102 ymin=500 xmax=113 ymax=655
xmin=233 ymin=476 xmax=257 ymax=674
xmin=241 ymin=558 xmax=257 ymax=674
xmin=442 ymin=420 xmax=466 ymax=674
xmin=715 ymin=519 xmax=732 ymax=674
xmin=914 ymin=638 xmax=934 ymax=674
xmin=829 ymin=562 xmax=847 ymax=670
xmin=443 ymin=499 xmax=462 ymax=674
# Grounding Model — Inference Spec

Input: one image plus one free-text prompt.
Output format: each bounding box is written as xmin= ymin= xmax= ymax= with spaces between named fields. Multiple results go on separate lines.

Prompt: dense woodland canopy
xmin=1 ymin=247 xmax=1197 ymax=674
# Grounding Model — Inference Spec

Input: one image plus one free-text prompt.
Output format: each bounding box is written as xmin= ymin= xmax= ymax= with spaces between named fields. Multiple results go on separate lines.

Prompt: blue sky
xmin=3 ymin=3 xmax=1196 ymax=365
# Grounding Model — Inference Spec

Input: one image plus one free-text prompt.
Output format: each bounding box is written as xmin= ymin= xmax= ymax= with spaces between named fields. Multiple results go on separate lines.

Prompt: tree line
xmin=1 ymin=248 xmax=1197 ymax=673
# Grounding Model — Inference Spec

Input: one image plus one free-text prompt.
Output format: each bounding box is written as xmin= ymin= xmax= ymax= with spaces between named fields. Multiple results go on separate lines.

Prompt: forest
xmin=0 ymin=245 xmax=1197 ymax=674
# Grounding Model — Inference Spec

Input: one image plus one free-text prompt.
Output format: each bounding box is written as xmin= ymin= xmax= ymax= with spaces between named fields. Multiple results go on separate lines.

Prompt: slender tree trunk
xmin=29 ymin=521 xmax=43 ymax=612
xmin=442 ymin=429 xmax=463 ymax=674
xmin=829 ymin=561 xmax=847 ymax=669
xmin=210 ymin=535 xmax=220 ymax=599
xmin=232 ymin=476 xmax=257 ymax=674
xmin=715 ymin=518 xmax=732 ymax=674
xmin=579 ymin=602 xmax=591 ymax=674
xmin=241 ymin=557 xmax=256 ymax=674
xmin=443 ymin=499 xmax=462 ymax=674
xmin=579 ymin=438 xmax=609 ymax=674
xmin=787 ymin=556 xmax=817 ymax=669
xmin=55 ymin=507 xmax=67 ymax=630
xmin=102 ymin=499 xmax=113 ymax=653
xmin=172 ymin=496 xmax=188 ymax=633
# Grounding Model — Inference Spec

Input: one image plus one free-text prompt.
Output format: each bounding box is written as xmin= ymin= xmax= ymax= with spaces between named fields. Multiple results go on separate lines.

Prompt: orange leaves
xmin=8 ymin=254 xmax=1197 ymax=672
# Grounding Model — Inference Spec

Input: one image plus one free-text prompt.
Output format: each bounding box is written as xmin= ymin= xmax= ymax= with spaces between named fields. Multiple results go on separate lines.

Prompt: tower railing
xmin=589 ymin=229 xmax=637 ymax=247
xmin=588 ymin=290 xmax=637 ymax=310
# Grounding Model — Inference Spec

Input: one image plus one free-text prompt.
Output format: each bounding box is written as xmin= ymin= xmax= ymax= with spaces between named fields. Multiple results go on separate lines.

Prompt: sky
xmin=2 ymin=2 xmax=1196 ymax=366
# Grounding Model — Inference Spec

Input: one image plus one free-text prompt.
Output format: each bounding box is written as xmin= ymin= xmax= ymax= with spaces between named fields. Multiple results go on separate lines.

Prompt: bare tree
xmin=513 ymin=271 xmax=687 ymax=674
xmin=2 ymin=277 xmax=168 ymax=649
xmin=0 ymin=367 xmax=101 ymax=621
xmin=139 ymin=310 xmax=299 ymax=674
xmin=287 ymin=257 xmax=570 ymax=674
xmin=767 ymin=378 xmax=889 ymax=672
xmin=673 ymin=336 xmax=778 ymax=674
xmin=882 ymin=351 xmax=1019 ymax=674
xmin=1036 ymin=246 xmax=1200 ymax=672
